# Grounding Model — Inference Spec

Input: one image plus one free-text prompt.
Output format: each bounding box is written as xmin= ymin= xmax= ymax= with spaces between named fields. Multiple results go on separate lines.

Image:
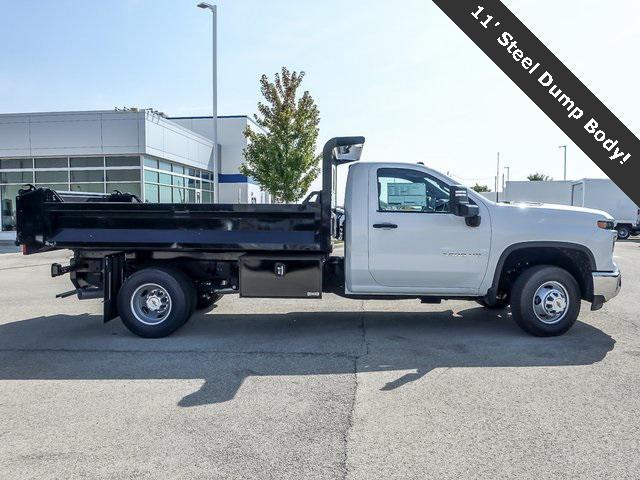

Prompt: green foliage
xmin=527 ymin=172 xmax=553 ymax=181
xmin=471 ymin=183 xmax=491 ymax=193
xmin=240 ymin=67 xmax=321 ymax=203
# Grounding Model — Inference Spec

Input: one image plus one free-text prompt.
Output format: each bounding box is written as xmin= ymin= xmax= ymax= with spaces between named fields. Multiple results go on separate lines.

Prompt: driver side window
xmin=377 ymin=168 xmax=450 ymax=213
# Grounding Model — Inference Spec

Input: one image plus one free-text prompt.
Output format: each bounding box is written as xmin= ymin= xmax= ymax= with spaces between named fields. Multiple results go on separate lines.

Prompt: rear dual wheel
xmin=118 ymin=267 xmax=196 ymax=338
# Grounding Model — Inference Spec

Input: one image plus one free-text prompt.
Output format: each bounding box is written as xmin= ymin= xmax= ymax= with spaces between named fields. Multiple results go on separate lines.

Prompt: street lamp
xmin=197 ymin=2 xmax=218 ymax=202
xmin=495 ymin=152 xmax=500 ymax=202
xmin=559 ymin=145 xmax=567 ymax=181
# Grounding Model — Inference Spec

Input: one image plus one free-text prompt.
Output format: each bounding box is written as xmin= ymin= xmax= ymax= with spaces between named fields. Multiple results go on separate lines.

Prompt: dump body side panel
xmin=16 ymin=188 xmax=325 ymax=253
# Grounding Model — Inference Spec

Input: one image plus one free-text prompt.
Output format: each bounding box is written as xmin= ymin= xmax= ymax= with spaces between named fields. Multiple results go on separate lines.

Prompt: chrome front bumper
xmin=591 ymin=269 xmax=622 ymax=310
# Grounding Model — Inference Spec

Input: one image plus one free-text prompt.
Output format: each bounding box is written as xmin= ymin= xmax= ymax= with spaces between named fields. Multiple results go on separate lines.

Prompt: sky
xmin=1 ymin=0 xmax=638 ymax=193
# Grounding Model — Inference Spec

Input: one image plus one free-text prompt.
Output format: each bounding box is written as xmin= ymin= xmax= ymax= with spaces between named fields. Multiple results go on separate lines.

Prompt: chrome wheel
xmin=532 ymin=281 xmax=569 ymax=325
xmin=130 ymin=283 xmax=172 ymax=326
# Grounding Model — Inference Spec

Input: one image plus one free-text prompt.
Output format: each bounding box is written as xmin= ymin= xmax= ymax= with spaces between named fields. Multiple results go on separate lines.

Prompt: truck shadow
xmin=0 ymin=307 xmax=615 ymax=407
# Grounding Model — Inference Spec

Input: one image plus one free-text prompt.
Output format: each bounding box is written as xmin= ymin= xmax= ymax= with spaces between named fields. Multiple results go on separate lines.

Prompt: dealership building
xmin=0 ymin=109 xmax=269 ymax=240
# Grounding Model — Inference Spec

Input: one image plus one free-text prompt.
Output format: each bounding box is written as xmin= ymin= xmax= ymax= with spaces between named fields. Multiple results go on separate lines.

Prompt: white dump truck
xmin=16 ymin=137 xmax=621 ymax=338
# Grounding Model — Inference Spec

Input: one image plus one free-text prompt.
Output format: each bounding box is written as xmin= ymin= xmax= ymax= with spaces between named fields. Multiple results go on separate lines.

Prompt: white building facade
xmin=0 ymin=109 xmax=269 ymax=241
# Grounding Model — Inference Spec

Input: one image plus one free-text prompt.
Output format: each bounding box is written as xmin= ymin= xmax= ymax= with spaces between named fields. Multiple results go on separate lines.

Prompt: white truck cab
xmin=342 ymin=160 xmax=621 ymax=336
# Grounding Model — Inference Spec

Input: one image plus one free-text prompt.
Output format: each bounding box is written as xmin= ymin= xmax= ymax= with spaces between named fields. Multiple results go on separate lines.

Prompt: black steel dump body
xmin=16 ymin=188 xmax=324 ymax=254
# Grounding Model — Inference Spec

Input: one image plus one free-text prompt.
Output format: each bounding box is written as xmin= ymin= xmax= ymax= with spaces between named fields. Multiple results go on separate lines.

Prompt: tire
xmin=476 ymin=298 xmax=509 ymax=309
xmin=117 ymin=267 xmax=195 ymax=338
xmin=617 ymin=225 xmax=631 ymax=240
xmin=510 ymin=265 xmax=581 ymax=337
xmin=196 ymin=293 xmax=222 ymax=311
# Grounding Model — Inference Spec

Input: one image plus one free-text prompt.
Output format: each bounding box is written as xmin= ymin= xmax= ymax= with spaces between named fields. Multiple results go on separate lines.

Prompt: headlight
xmin=597 ymin=220 xmax=615 ymax=230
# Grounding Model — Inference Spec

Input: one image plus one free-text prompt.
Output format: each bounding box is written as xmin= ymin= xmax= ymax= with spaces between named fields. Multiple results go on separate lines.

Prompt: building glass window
xmin=35 ymin=170 xmax=69 ymax=184
xmin=1 ymin=153 xmax=216 ymax=231
xmin=105 ymin=156 xmax=140 ymax=167
xmin=1 ymin=171 xmax=33 ymax=184
xmin=144 ymin=170 xmax=159 ymax=183
xmin=71 ymin=170 xmax=104 ymax=183
xmin=70 ymin=157 xmax=104 ymax=168
xmin=158 ymin=172 xmax=172 ymax=185
xmin=70 ymin=183 xmax=105 ymax=193
xmin=159 ymin=186 xmax=172 ymax=203
xmin=0 ymin=154 xmax=219 ymax=231
xmin=144 ymin=157 xmax=158 ymax=169
xmin=1 ymin=158 xmax=33 ymax=169
xmin=106 ymin=182 xmax=141 ymax=197
xmin=173 ymin=188 xmax=186 ymax=203
xmin=106 ymin=169 xmax=140 ymax=182
xmin=145 ymin=183 xmax=159 ymax=203
xmin=35 ymin=157 xmax=68 ymax=169
xmin=141 ymin=158 xmax=211 ymax=204
xmin=172 ymin=175 xmax=185 ymax=187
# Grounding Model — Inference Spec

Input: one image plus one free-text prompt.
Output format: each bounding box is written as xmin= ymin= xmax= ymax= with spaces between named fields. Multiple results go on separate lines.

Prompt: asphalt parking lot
xmin=0 ymin=242 xmax=639 ymax=479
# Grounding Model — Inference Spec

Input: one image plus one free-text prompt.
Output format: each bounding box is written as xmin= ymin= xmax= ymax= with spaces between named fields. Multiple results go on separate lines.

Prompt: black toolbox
xmin=239 ymin=255 xmax=323 ymax=299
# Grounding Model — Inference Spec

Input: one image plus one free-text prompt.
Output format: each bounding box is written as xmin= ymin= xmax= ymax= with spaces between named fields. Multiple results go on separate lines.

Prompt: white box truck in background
xmin=504 ymin=181 xmax=574 ymax=205
xmin=571 ymin=179 xmax=640 ymax=240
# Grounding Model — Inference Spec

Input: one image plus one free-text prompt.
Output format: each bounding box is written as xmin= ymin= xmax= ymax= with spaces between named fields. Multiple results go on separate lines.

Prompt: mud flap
xmin=103 ymin=253 xmax=125 ymax=322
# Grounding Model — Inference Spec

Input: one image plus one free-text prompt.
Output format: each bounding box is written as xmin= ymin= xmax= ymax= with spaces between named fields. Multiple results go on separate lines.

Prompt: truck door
xmin=368 ymin=167 xmax=491 ymax=293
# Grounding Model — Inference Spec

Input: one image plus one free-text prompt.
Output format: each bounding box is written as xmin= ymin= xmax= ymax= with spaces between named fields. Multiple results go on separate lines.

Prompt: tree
xmin=527 ymin=172 xmax=553 ymax=181
xmin=471 ymin=183 xmax=491 ymax=193
xmin=240 ymin=67 xmax=321 ymax=203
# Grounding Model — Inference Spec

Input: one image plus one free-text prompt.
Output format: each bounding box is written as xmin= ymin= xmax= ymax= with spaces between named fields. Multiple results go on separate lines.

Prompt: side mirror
xmin=450 ymin=186 xmax=481 ymax=226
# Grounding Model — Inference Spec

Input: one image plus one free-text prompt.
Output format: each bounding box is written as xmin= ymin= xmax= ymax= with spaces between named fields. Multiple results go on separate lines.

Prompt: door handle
xmin=373 ymin=223 xmax=398 ymax=229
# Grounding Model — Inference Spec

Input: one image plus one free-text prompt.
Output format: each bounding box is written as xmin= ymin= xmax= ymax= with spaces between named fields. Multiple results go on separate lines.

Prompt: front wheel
xmin=510 ymin=266 xmax=581 ymax=337
xmin=117 ymin=267 xmax=195 ymax=338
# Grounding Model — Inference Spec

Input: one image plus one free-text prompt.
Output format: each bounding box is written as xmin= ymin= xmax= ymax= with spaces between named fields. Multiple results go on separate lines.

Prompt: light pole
xmin=559 ymin=145 xmax=567 ymax=180
xmin=197 ymin=2 xmax=218 ymax=202
xmin=495 ymin=152 xmax=500 ymax=202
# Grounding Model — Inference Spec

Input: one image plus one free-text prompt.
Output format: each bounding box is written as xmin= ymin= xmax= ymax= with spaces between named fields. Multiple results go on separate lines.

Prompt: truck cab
xmin=337 ymin=155 xmax=620 ymax=336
